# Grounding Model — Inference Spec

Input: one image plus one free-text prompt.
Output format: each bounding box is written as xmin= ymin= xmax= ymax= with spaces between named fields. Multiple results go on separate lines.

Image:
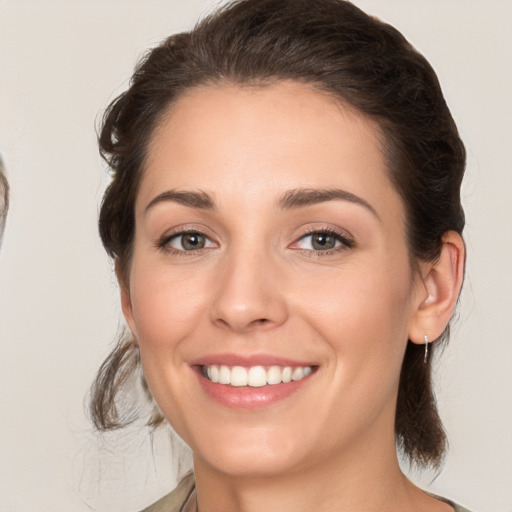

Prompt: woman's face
xmin=122 ymin=82 xmax=427 ymax=477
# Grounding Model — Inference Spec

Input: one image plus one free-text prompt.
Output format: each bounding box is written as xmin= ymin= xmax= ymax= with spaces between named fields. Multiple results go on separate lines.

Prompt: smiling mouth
xmin=201 ymin=364 xmax=315 ymax=387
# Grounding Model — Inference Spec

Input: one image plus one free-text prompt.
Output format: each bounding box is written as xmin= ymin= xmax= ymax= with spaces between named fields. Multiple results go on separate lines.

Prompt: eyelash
xmin=293 ymin=227 xmax=355 ymax=257
xmin=156 ymin=229 xmax=217 ymax=256
xmin=156 ymin=227 xmax=355 ymax=256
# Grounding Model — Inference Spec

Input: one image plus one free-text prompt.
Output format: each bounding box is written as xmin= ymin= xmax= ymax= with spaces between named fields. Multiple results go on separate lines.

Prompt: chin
xmin=190 ymin=428 xmax=307 ymax=478
xmin=198 ymin=452 xmax=301 ymax=479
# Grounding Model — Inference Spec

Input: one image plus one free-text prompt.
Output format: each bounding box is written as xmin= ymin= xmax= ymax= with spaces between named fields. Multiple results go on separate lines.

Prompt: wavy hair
xmin=90 ymin=0 xmax=465 ymax=469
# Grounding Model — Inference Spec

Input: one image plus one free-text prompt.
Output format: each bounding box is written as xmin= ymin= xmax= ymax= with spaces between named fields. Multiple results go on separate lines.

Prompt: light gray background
xmin=0 ymin=1 xmax=510 ymax=511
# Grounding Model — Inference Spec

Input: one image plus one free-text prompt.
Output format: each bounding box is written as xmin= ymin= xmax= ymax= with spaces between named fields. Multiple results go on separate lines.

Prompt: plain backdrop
xmin=0 ymin=1 xmax=511 ymax=511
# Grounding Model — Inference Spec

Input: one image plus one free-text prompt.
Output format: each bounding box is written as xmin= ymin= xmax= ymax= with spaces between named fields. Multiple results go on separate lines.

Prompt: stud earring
xmin=424 ymin=334 xmax=429 ymax=363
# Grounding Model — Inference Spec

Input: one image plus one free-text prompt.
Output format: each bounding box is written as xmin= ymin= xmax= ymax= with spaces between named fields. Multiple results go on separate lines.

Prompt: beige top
xmin=140 ymin=472 xmax=474 ymax=512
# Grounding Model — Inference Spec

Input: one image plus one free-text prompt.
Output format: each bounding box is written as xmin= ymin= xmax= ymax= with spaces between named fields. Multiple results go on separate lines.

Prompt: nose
xmin=209 ymin=245 xmax=288 ymax=334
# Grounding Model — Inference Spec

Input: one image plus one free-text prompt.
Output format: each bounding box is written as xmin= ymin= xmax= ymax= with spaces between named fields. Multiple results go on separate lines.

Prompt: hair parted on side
xmin=90 ymin=0 xmax=465 ymax=470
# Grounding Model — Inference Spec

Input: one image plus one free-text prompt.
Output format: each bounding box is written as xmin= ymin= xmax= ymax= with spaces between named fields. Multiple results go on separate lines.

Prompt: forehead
xmin=139 ymin=81 xmax=402 ymax=222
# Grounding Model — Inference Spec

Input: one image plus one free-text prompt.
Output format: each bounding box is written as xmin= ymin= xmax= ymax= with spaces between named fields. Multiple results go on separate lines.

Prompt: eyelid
xmin=289 ymin=226 xmax=355 ymax=253
xmin=154 ymin=224 xmax=354 ymax=256
xmin=156 ymin=226 xmax=219 ymax=254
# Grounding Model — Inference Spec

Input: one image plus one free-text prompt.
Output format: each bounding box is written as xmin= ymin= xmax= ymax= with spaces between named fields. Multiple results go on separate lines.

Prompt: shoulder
xmin=139 ymin=472 xmax=195 ymax=512
xmin=452 ymin=504 xmax=474 ymax=512
xmin=428 ymin=492 xmax=475 ymax=512
xmin=137 ymin=477 xmax=476 ymax=512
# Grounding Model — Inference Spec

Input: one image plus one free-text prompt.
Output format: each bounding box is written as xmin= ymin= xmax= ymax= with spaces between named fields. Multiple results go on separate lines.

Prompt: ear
xmin=408 ymin=231 xmax=465 ymax=345
xmin=115 ymin=259 xmax=138 ymax=339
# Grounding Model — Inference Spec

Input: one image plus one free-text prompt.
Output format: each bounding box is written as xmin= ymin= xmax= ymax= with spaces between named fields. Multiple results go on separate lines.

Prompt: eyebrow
xmin=278 ymin=187 xmax=380 ymax=219
xmin=145 ymin=189 xmax=216 ymax=213
xmin=144 ymin=186 xmax=379 ymax=220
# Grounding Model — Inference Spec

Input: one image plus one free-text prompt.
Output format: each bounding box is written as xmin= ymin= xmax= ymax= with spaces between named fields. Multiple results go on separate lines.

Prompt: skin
xmin=121 ymin=82 xmax=464 ymax=512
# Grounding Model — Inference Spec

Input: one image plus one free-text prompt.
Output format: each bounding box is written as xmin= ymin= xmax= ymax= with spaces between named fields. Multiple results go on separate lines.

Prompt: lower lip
xmin=194 ymin=368 xmax=313 ymax=409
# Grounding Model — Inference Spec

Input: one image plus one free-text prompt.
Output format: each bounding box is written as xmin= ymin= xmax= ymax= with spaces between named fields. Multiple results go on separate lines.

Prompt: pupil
xmin=312 ymin=233 xmax=335 ymax=250
xmin=182 ymin=233 xmax=205 ymax=250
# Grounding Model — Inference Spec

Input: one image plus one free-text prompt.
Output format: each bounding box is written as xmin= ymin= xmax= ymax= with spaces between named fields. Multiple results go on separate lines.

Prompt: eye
xmin=159 ymin=230 xmax=216 ymax=253
xmin=292 ymin=229 xmax=354 ymax=253
xmin=301 ymin=232 xmax=339 ymax=251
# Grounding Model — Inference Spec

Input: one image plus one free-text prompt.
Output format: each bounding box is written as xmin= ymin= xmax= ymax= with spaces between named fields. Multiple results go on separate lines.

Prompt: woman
xmin=90 ymin=0 xmax=471 ymax=510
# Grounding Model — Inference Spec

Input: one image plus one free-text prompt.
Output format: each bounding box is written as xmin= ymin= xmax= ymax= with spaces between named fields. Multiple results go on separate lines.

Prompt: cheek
xmin=126 ymin=258 xmax=213 ymax=436
xmin=128 ymin=260 xmax=209 ymax=353
xmin=302 ymin=269 xmax=413 ymax=432
xmin=295 ymin=259 xmax=414 ymax=372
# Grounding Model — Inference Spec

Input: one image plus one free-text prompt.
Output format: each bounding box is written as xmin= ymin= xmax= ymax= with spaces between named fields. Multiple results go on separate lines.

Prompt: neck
xmin=193 ymin=427 xmax=419 ymax=512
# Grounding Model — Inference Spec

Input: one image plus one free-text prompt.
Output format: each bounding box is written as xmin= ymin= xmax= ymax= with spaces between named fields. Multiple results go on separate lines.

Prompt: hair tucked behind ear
xmin=90 ymin=0 xmax=465 ymax=470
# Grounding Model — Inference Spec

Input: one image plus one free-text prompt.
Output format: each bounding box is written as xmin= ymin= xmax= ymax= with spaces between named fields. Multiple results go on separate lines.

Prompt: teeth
xmin=210 ymin=365 xmax=219 ymax=383
xmin=203 ymin=364 xmax=314 ymax=387
xmin=292 ymin=367 xmax=304 ymax=381
xmin=231 ymin=366 xmax=248 ymax=387
xmin=248 ymin=366 xmax=267 ymax=387
xmin=282 ymin=366 xmax=292 ymax=383
xmin=267 ymin=365 xmax=282 ymax=385
xmin=219 ymin=365 xmax=231 ymax=385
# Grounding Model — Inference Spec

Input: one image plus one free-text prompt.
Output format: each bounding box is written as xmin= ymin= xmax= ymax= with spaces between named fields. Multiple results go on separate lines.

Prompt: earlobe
xmin=409 ymin=231 xmax=465 ymax=345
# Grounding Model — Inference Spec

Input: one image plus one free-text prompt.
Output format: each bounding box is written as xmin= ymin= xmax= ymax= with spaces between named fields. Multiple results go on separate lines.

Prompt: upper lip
xmin=190 ymin=353 xmax=316 ymax=368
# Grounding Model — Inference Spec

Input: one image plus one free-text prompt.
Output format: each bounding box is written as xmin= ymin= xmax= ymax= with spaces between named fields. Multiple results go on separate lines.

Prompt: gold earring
xmin=424 ymin=334 xmax=429 ymax=363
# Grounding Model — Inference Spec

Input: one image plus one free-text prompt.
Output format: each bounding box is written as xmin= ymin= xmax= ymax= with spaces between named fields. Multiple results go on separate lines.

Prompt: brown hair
xmin=0 ymin=156 xmax=9 ymax=241
xmin=90 ymin=0 xmax=466 ymax=469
